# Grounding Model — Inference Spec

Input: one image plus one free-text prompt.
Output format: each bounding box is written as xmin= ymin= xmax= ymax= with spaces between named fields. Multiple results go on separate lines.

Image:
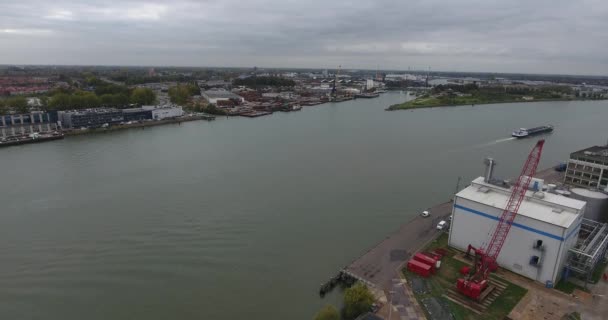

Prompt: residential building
xmin=58 ymin=108 xmax=124 ymax=128
xmin=122 ymin=108 xmax=153 ymax=122
xmin=0 ymin=111 xmax=59 ymax=137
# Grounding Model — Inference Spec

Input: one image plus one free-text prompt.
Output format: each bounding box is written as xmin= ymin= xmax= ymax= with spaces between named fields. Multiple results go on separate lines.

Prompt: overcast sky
xmin=1 ymin=0 xmax=607 ymax=75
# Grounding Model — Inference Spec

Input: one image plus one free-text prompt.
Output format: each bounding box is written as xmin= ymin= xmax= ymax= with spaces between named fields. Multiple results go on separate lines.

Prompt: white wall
xmin=151 ymin=107 xmax=184 ymax=120
xmin=449 ymin=197 xmax=575 ymax=284
xmin=553 ymin=212 xmax=584 ymax=281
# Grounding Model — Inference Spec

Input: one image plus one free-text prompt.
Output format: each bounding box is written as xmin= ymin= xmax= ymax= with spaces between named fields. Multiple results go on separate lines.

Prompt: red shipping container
xmin=413 ymin=253 xmax=437 ymax=273
xmin=407 ymin=259 xmax=431 ymax=277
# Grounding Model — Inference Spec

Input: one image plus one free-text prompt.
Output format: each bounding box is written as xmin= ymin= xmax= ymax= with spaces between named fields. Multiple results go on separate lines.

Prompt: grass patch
xmin=402 ymin=237 xmax=528 ymax=320
xmin=426 ymin=232 xmax=449 ymax=252
xmin=484 ymin=281 xmax=527 ymax=319
xmin=554 ymin=280 xmax=589 ymax=294
xmin=387 ymin=92 xmax=575 ymax=111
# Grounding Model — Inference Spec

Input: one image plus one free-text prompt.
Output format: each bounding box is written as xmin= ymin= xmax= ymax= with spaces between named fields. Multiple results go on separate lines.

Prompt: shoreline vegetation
xmin=387 ymin=83 xmax=606 ymax=111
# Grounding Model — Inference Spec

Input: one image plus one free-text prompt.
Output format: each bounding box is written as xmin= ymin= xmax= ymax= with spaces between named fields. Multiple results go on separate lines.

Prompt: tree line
xmin=46 ymin=87 xmax=156 ymax=110
xmin=0 ymin=96 xmax=29 ymax=114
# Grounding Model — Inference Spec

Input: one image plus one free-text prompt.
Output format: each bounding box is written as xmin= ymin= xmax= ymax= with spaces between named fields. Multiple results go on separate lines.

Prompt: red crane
xmin=457 ymin=139 xmax=545 ymax=300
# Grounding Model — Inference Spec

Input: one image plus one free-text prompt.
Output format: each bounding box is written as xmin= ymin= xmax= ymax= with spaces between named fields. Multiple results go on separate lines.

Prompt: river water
xmin=1 ymin=92 xmax=607 ymax=319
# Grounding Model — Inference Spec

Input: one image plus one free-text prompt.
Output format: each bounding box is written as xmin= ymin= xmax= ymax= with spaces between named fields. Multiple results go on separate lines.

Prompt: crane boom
xmin=457 ymin=140 xmax=545 ymax=300
xmin=485 ymin=139 xmax=545 ymax=259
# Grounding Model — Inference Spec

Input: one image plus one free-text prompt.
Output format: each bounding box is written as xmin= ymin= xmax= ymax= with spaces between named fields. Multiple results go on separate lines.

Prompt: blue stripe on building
xmin=453 ymin=204 xmax=575 ymax=242
xmin=564 ymin=222 xmax=581 ymax=241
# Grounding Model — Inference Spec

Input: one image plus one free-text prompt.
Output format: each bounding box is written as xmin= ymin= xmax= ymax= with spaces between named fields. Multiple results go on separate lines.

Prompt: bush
xmin=313 ymin=305 xmax=339 ymax=320
xmin=342 ymin=283 xmax=374 ymax=320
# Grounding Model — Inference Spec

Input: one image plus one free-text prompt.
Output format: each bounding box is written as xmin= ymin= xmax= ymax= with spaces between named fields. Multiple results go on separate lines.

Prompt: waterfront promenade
xmin=343 ymin=201 xmax=451 ymax=320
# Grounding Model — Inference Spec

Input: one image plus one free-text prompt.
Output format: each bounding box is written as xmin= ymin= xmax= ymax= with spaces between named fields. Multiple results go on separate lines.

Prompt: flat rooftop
xmin=203 ymin=90 xmax=243 ymax=99
xmin=571 ymin=146 xmax=608 ymax=160
xmin=456 ymin=177 xmax=585 ymax=229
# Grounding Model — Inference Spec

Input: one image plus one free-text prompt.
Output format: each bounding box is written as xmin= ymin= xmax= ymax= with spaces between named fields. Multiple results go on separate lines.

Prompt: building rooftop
xmin=62 ymin=108 xmax=120 ymax=115
xmin=456 ymin=177 xmax=585 ymax=229
xmin=571 ymin=146 xmax=608 ymax=159
xmin=202 ymin=90 xmax=243 ymax=99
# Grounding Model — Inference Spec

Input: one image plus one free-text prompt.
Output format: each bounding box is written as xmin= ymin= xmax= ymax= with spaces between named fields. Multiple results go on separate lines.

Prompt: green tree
xmin=314 ymin=305 xmax=339 ymax=320
xmin=7 ymin=96 xmax=29 ymax=113
xmin=342 ymin=283 xmax=374 ymax=320
xmin=168 ymin=85 xmax=193 ymax=105
xmin=100 ymin=93 xmax=130 ymax=107
xmin=39 ymin=96 xmax=49 ymax=107
xmin=79 ymin=92 xmax=102 ymax=108
xmin=48 ymin=93 xmax=72 ymax=110
xmin=130 ymin=87 xmax=156 ymax=105
xmin=203 ymin=104 xmax=227 ymax=115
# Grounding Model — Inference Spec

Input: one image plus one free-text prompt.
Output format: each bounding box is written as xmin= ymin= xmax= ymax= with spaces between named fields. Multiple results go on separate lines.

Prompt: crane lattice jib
xmin=484 ymin=140 xmax=545 ymax=260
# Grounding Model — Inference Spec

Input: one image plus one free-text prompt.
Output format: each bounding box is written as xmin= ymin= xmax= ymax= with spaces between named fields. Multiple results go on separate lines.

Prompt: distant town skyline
xmin=1 ymin=0 xmax=607 ymax=76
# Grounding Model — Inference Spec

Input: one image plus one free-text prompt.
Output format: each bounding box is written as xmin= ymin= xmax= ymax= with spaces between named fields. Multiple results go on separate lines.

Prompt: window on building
xmin=530 ymin=255 xmax=541 ymax=266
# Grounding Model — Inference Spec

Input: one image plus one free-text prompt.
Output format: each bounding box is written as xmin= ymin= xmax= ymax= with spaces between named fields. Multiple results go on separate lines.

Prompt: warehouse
xmin=201 ymin=90 xmax=245 ymax=104
xmin=449 ymin=175 xmax=586 ymax=284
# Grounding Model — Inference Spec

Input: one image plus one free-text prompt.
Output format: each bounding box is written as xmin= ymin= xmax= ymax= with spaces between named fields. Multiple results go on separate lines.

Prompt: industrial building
xmin=202 ymin=90 xmax=245 ymax=104
xmin=0 ymin=111 xmax=59 ymax=137
xmin=564 ymin=146 xmax=608 ymax=191
xmin=449 ymin=162 xmax=587 ymax=284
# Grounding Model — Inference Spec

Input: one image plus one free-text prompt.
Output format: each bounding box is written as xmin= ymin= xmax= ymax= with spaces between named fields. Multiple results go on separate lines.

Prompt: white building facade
xmin=201 ymin=90 xmax=245 ymax=104
xmin=449 ymin=177 xmax=586 ymax=284
xmin=142 ymin=105 xmax=184 ymax=120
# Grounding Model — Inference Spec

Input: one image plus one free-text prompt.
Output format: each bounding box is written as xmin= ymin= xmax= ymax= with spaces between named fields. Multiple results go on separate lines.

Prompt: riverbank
xmin=386 ymin=95 xmax=591 ymax=111
xmin=63 ymin=114 xmax=215 ymax=136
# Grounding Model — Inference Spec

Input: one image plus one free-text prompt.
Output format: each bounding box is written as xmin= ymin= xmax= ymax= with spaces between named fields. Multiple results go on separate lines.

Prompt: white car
xmin=437 ymin=220 xmax=447 ymax=230
xmin=421 ymin=210 xmax=430 ymax=217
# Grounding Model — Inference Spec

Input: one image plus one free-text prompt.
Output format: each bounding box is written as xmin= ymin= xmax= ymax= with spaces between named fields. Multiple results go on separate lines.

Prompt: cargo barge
xmin=512 ymin=125 xmax=553 ymax=138
xmin=354 ymin=92 xmax=380 ymax=99
xmin=0 ymin=132 xmax=64 ymax=148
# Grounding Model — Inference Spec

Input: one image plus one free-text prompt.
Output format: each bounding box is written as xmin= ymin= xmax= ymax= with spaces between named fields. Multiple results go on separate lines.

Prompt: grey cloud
xmin=0 ymin=0 xmax=606 ymax=75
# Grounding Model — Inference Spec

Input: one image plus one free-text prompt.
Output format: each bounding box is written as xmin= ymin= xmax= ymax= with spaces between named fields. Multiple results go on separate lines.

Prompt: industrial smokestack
xmin=484 ymin=158 xmax=496 ymax=182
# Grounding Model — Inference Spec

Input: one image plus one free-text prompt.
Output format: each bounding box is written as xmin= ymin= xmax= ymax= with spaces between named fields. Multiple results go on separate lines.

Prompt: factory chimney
xmin=484 ymin=158 xmax=496 ymax=182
